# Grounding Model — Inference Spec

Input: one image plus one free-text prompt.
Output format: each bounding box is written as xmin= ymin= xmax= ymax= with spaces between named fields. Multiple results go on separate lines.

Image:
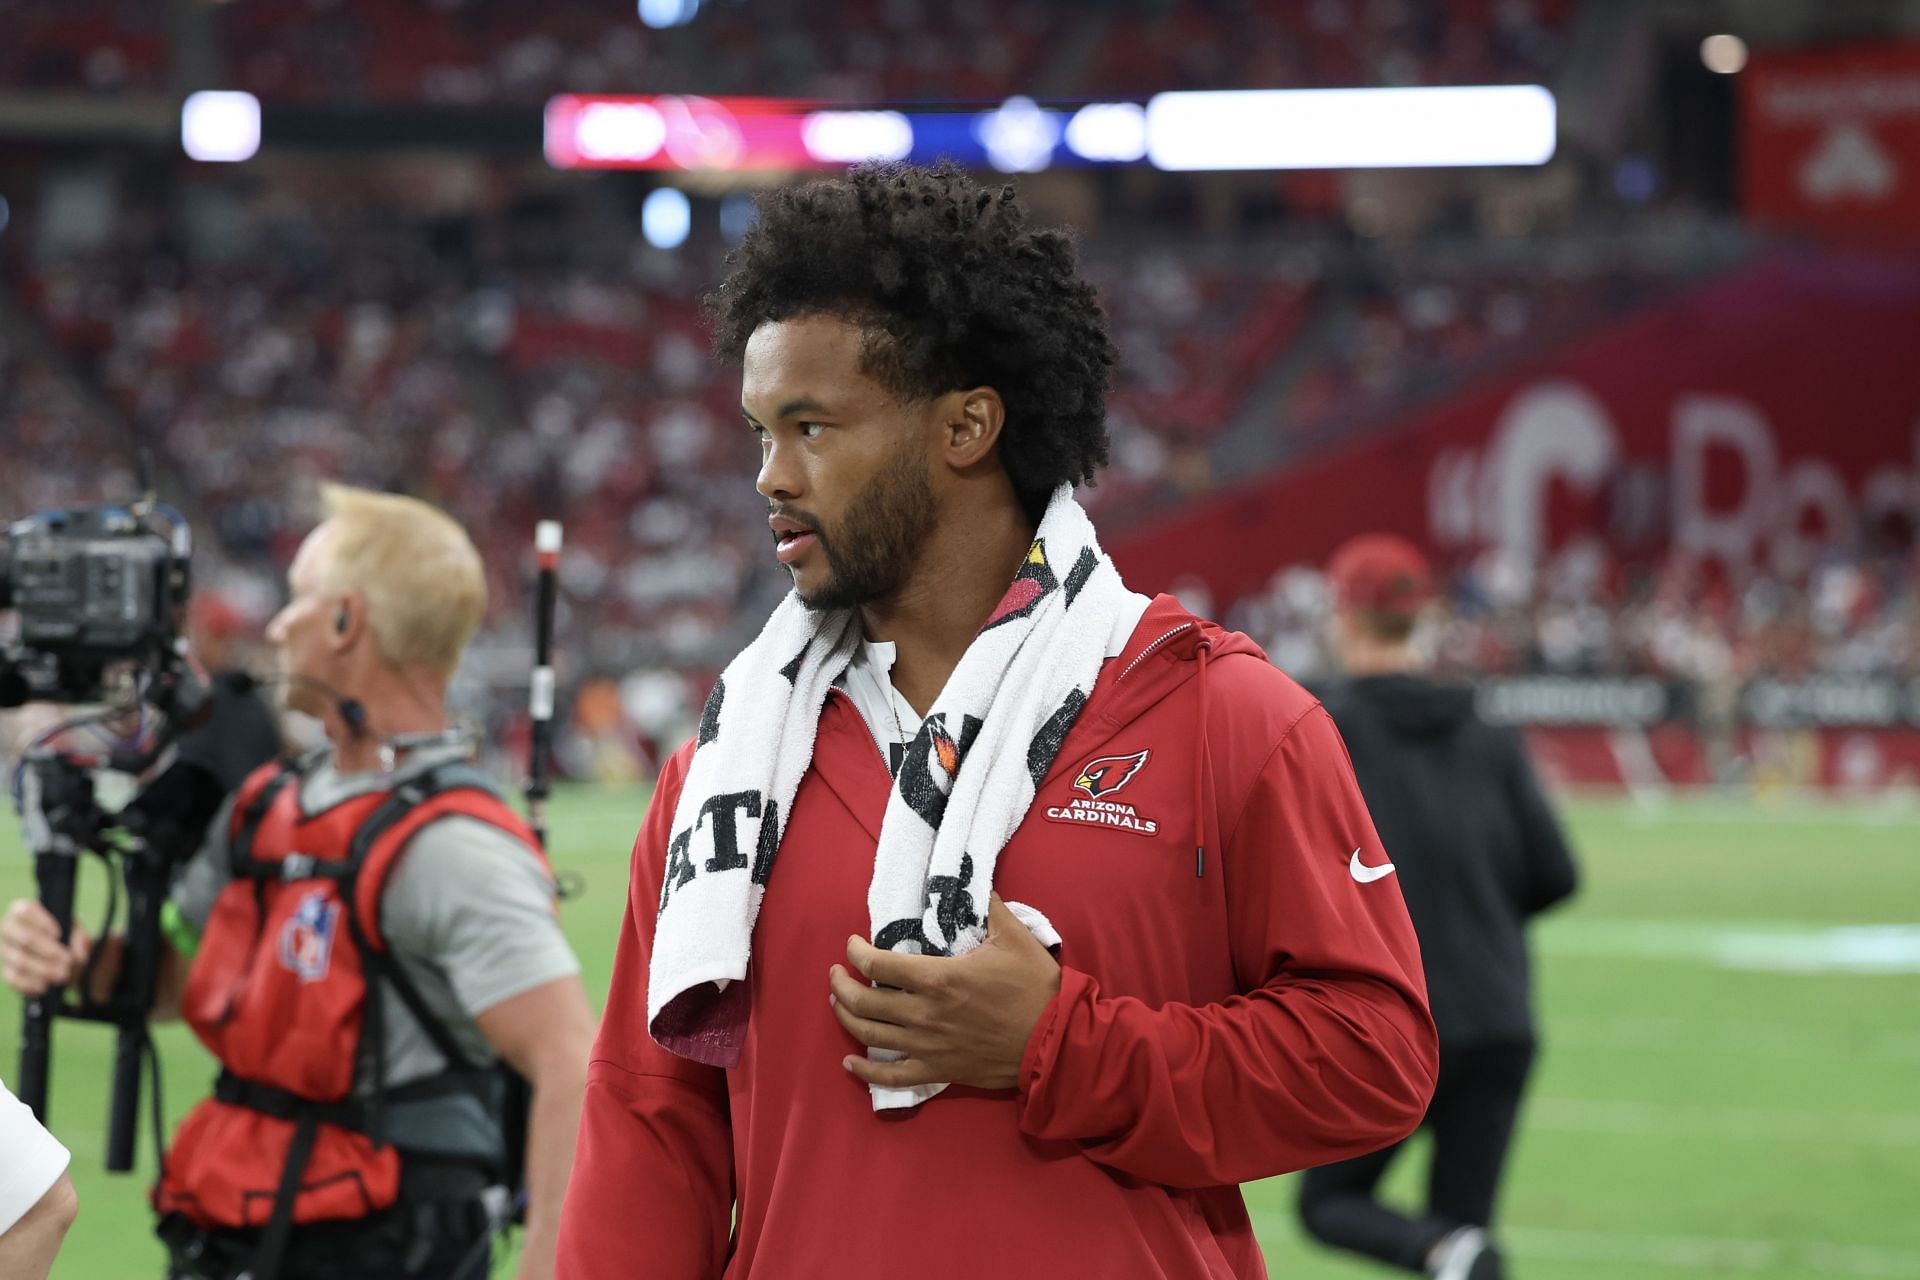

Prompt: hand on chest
xmin=763 ymin=698 xmax=1214 ymax=984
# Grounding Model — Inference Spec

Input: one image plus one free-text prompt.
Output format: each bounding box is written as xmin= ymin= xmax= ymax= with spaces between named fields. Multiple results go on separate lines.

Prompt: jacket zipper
xmin=1118 ymin=623 xmax=1194 ymax=682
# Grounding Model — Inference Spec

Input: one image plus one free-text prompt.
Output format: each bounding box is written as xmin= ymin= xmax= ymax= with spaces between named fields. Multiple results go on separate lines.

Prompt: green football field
xmin=3 ymin=787 xmax=1916 ymax=1280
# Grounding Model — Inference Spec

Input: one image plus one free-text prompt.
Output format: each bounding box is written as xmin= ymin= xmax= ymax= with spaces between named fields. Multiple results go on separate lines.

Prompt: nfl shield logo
xmin=279 ymin=889 xmax=340 ymax=984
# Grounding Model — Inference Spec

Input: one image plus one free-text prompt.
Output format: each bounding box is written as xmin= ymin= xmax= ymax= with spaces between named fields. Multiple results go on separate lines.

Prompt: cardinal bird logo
xmin=929 ymin=718 xmax=961 ymax=779
xmin=1073 ymin=749 xmax=1150 ymax=799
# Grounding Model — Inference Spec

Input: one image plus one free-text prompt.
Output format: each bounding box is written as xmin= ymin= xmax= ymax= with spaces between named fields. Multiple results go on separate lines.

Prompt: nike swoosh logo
xmin=1349 ymin=848 xmax=1395 ymax=883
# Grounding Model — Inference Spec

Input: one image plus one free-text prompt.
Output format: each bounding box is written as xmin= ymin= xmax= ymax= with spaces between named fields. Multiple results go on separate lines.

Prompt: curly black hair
xmin=702 ymin=161 xmax=1116 ymax=517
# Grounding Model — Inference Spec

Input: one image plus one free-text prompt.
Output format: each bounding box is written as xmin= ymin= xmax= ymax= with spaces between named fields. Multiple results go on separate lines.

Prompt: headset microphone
xmin=263 ymin=672 xmax=368 ymax=739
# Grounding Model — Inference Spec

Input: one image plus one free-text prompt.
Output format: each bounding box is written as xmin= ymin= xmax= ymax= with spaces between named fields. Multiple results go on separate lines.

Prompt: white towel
xmin=647 ymin=487 xmax=1135 ymax=1108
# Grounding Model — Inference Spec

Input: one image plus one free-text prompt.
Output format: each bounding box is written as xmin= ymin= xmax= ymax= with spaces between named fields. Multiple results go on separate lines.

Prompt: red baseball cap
xmin=1326 ymin=534 xmax=1434 ymax=618
xmin=190 ymin=592 xmax=250 ymax=639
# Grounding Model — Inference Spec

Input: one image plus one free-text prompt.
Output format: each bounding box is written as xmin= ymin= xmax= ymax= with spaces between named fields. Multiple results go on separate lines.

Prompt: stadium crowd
xmin=1 ymin=159 xmax=1858 ymax=772
xmin=0 ymin=0 xmax=1831 ymax=778
xmin=1226 ymin=542 xmax=1920 ymax=688
xmin=0 ymin=177 xmax=1347 ymax=667
xmin=0 ymin=0 xmax=1578 ymax=104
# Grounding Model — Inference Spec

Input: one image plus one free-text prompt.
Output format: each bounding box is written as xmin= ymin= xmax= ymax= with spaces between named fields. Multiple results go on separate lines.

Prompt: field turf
xmin=3 ymin=787 xmax=1915 ymax=1279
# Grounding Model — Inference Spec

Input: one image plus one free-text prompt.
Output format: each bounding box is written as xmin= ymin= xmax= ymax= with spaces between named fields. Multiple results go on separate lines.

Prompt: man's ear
xmin=330 ymin=593 xmax=365 ymax=652
xmin=941 ymin=387 xmax=1006 ymax=469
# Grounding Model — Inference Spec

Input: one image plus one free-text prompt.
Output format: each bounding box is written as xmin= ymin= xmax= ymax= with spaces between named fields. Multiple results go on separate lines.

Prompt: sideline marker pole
xmin=527 ymin=521 xmax=562 ymax=851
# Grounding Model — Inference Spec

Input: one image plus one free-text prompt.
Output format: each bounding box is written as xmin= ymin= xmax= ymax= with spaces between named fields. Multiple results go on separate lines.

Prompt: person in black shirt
xmin=1297 ymin=534 xmax=1579 ymax=1280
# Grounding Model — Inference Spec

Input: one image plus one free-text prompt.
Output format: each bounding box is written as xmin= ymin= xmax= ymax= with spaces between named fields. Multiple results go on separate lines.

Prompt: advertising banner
xmin=1476 ymin=678 xmax=1682 ymax=727
xmin=1524 ymin=725 xmax=1920 ymax=791
xmin=1741 ymin=42 xmax=1920 ymax=242
xmin=1475 ymin=677 xmax=1920 ymax=729
xmin=1106 ymin=254 xmax=1920 ymax=604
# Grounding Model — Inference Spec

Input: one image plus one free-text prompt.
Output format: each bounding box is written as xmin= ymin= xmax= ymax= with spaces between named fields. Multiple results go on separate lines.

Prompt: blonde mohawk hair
xmin=316 ymin=483 xmax=487 ymax=678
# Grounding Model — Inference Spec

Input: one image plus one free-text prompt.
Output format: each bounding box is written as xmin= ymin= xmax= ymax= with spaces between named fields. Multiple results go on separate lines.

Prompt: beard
xmin=792 ymin=437 xmax=935 ymax=612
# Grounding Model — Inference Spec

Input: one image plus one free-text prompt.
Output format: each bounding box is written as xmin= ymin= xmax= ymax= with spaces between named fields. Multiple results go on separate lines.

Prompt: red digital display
xmin=545 ymin=95 xmax=822 ymax=171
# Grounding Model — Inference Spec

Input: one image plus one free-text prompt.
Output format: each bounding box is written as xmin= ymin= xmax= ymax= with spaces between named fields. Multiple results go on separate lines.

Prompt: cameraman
xmin=1 ymin=484 xmax=593 ymax=1280
xmin=0 ymin=1074 xmax=78 ymax=1280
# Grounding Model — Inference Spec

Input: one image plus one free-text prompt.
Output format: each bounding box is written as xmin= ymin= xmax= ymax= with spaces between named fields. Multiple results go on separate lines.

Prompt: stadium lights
xmin=974 ymin=96 xmax=1064 ymax=173
xmin=180 ymin=91 xmax=261 ymax=163
xmin=637 ymin=0 xmax=699 ymax=29
xmin=1145 ymin=85 xmax=1558 ymax=170
xmin=642 ymin=187 xmax=692 ymax=249
xmin=801 ymin=111 xmax=914 ymax=163
xmin=569 ymin=100 xmax=669 ymax=164
xmin=1065 ymin=102 xmax=1149 ymax=163
xmin=1701 ymin=34 xmax=1749 ymax=75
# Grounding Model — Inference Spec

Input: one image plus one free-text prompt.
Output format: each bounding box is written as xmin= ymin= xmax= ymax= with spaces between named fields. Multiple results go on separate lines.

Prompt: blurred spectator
xmin=1298 ymin=532 xmax=1578 ymax=1280
xmin=1227 ymin=542 xmax=1920 ymax=686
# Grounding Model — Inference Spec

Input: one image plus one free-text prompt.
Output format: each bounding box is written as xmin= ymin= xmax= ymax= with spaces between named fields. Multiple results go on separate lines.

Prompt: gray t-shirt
xmin=173 ymin=745 xmax=579 ymax=1096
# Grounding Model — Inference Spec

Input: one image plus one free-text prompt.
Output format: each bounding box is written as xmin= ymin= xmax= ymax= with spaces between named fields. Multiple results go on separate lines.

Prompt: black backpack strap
xmin=338 ymin=767 xmax=493 ymax=1076
xmin=356 ymin=926 xmax=479 ymax=1074
xmin=249 ymin=1114 xmax=319 ymax=1280
xmin=216 ymin=1067 xmax=484 ymax=1128
xmin=228 ymin=765 xmax=301 ymax=880
xmin=214 ymin=1070 xmax=369 ymax=1132
xmin=343 ymin=764 xmax=535 ymax=1205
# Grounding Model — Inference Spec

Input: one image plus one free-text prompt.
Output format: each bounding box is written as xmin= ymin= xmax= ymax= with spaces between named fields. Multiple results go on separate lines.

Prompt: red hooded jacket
xmin=559 ymin=596 xmax=1436 ymax=1278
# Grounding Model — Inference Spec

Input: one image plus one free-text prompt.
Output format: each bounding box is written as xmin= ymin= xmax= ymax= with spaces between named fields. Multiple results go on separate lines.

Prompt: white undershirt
xmin=0 ymin=1074 xmax=70 ymax=1236
xmin=841 ymin=591 xmax=1152 ymax=770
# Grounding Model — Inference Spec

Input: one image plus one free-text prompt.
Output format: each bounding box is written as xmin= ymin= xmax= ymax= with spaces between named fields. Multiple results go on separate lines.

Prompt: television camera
xmin=2 ymin=499 xmax=226 ymax=1173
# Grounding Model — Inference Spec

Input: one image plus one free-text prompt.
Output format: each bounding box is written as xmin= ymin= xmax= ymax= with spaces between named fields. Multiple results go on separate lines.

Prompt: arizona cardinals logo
xmin=929 ymin=718 xmax=961 ymax=779
xmin=1073 ymin=749 xmax=1150 ymax=799
xmin=898 ymin=712 xmax=983 ymax=830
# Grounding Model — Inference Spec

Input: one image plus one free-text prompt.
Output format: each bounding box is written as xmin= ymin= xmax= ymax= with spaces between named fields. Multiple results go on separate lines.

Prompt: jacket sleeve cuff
xmin=1016 ymin=963 xmax=1093 ymax=1104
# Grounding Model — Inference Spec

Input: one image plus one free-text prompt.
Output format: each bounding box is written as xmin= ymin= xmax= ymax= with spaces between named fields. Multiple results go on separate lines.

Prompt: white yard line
xmin=1539 ymin=920 xmax=1920 ymax=974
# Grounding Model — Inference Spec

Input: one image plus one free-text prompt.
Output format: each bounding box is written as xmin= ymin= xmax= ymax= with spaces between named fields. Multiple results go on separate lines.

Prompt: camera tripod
xmin=16 ymin=742 xmax=189 ymax=1172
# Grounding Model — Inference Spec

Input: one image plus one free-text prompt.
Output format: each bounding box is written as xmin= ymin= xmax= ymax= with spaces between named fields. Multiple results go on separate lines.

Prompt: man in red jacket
xmin=558 ymin=161 xmax=1437 ymax=1279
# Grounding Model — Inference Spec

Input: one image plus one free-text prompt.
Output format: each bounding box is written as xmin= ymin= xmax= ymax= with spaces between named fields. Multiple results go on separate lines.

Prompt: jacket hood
xmin=1115 ymin=594 xmax=1265 ymax=675
xmin=1128 ymin=593 xmax=1269 ymax=665
xmin=1081 ymin=594 xmax=1265 ymax=732
xmin=1345 ymin=673 xmax=1476 ymax=737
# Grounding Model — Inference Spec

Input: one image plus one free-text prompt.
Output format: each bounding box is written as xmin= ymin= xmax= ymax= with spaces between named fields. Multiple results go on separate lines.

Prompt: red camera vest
xmin=154 ymin=757 xmax=546 ymax=1238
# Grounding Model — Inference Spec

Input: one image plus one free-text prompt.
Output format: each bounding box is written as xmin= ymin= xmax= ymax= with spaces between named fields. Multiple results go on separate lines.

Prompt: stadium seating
xmin=12 ymin=0 xmax=1885 ymax=767
xmin=216 ymin=0 xmax=1080 ymax=106
xmin=1 ymin=0 xmax=1577 ymax=104
xmin=1223 ymin=542 xmax=1920 ymax=686
xmin=0 ymin=178 xmax=1341 ymax=676
xmin=0 ymin=0 xmax=168 ymax=93
xmin=1066 ymin=0 xmax=1577 ymax=97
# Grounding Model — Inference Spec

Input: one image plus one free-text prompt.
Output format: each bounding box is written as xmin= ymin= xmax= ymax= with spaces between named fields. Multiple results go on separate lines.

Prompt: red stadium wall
xmin=1105 ymin=253 xmax=1920 ymax=603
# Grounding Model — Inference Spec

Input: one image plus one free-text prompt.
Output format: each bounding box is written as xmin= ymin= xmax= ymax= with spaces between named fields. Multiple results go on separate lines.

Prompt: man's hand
xmin=0 ymin=901 xmax=91 ymax=998
xmin=829 ymin=894 xmax=1062 ymax=1092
